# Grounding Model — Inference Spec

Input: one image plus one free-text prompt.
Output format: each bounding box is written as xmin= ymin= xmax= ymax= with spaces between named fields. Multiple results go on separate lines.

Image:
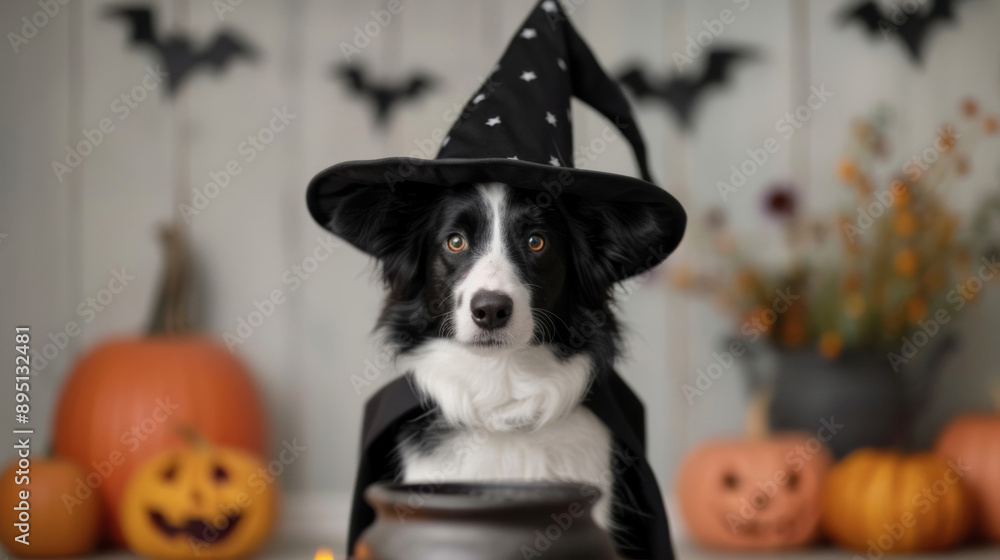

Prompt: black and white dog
xmin=332 ymin=180 xmax=666 ymax=530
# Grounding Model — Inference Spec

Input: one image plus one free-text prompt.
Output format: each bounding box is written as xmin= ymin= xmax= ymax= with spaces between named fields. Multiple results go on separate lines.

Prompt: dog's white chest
xmin=402 ymin=407 xmax=613 ymax=525
xmin=397 ymin=340 xmax=615 ymax=526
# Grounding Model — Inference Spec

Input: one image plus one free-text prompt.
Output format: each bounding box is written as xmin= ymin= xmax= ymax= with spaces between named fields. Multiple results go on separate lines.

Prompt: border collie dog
xmin=366 ymin=181 xmax=636 ymax=528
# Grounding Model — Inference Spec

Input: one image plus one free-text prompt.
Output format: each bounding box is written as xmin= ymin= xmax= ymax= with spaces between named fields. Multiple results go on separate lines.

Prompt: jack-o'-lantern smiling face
xmin=121 ymin=441 xmax=278 ymax=559
xmin=677 ymin=436 xmax=832 ymax=551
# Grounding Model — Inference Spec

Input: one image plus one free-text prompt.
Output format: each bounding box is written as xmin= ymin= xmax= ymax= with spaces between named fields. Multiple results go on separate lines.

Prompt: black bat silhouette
xmin=106 ymin=5 xmax=257 ymax=95
xmin=334 ymin=63 xmax=435 ymax=128
xmin=618 ymin=48 xmax=755 ymax=130
xmin=840 ymin=0 xmax=958 ymax=63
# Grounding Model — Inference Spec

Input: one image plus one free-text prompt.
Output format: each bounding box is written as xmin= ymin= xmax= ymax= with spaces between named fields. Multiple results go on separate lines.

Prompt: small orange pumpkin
xmin=821 ymin=449 xmax=974 ymax=554
xmin=53 ymin=225 xmax=267 ymax=544
xmin=935 ymin=413 xmax=1000 ymax=541
xmin=676 ymin=434 xmax=832 ymax=551
xmin=0 ymin=458 xmax=101 ymax=558
xmin=121 ymin=432 xmax=278 ymax=559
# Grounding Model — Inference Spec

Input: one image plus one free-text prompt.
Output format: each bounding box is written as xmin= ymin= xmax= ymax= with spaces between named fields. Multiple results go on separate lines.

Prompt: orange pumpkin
xmin=0 ymin=458 xmax=101 ymax=557
xmin=53 ymin=225 xmax=267 ymax=544
xmin=676 ymin=434 xmax=832 ymax=551
xmin=935 ymin=413 xmax=1000 ymax=541
xmin=821 ymin=449 xmax=974 ymax=554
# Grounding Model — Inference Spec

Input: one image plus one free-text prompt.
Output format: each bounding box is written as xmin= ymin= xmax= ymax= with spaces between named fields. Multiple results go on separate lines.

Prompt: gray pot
xmin=757 ymin=335 xmax=955 ymax=459
xmin=767 ymin=351 xmax=908 ymax=459
xmin=356 ymin=482 xmax=619 ymax=560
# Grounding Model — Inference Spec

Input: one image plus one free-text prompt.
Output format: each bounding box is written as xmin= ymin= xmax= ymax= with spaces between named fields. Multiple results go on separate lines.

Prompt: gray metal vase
xmin=356 ymin=482 xmax=619 ymax=560
xmin=758 ymin=337 xmax=954 ymax=459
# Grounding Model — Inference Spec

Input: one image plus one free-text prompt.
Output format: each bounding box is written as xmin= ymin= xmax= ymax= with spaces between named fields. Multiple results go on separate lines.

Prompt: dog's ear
xmin=564 ymin=196 xmax=683 ymax=298
xmin=319 ymin=184 xmax=438 ymax=296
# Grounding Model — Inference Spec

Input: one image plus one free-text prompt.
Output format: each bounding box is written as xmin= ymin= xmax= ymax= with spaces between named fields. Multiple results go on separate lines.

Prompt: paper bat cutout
xmin=105 ymin=4 xmax=257 ymax=96
xmin=839 ymin=0 xmax=958 ymax=63
xmin=334 ymin=63 xmax=435 ymax=128
xmin=618 ymin=47 xmax=755 ymax=130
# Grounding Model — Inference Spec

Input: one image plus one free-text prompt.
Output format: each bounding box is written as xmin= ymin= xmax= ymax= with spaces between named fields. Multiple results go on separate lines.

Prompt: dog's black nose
xmin=470 ymin=290 xmax=513 ymax=330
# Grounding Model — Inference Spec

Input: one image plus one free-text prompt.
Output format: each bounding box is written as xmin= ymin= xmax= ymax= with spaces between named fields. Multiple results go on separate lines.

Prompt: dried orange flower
xmin=819 ymin=331 xmax=843 ymax=359
xmin=894 ymin=211 xmax=917 ymax=237
xmin=745 ymin=306 xmax=775 ymax=334
xmin=735 ymin=269 xmax=758 ymax=292
xmin=962 ymin=98 xmax=978 ymax=117
xmin=937 ymin=126 xmax=957 ymax=153
xmin=780 ymin=318 xmax=807 ymax=347
xmin=845 ymin=292 xmax=866 ymax=318
xmin=890 ymin=180 xmax=911 ymax=206
xmin=894 ymin=248 xmax=919 ymax=277
xmin=837 ymin=158 xmax=859 ymax=184
xmin=955 ymin=155 xmax=969 ymax=176
xmin=906 ymin=297 xmax=927 ymax=323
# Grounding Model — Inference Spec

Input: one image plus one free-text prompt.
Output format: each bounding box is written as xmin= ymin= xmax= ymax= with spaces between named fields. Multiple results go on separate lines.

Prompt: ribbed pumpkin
xmin=0 ymin=459 xmax=101 ymax=557
xmin=53 ymin=225 xmax=267 ymax=544
xmin=821 ymin=449 xmax=974 ymax=554
xmin=935 ymin=413 xmax=1000 ymax=541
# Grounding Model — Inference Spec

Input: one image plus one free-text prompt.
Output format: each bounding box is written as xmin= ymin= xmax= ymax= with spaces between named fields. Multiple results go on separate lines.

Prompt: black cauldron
xmin=355 ymin=482 xmax=619 ymax=560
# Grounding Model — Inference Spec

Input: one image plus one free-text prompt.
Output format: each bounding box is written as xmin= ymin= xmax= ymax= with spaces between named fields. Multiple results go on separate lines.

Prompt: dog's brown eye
xmin=447 ymin=234 xmax=467 ymax=252
xmin=527 ymin=235 xmax=545 ymax=252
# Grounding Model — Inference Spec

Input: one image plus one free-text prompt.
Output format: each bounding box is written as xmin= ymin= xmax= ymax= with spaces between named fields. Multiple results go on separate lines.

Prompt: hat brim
xmin=307 ymin=156 xmax=686 ymax=256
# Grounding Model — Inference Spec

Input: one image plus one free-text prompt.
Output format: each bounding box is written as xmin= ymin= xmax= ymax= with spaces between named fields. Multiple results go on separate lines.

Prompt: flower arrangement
xmin=670 ymin=100 xmax=998 ymax=359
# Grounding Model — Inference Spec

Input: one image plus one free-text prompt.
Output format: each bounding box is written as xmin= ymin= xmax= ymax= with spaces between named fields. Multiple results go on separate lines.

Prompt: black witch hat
xmin=306 ymin=0 xmax=685 ymax=280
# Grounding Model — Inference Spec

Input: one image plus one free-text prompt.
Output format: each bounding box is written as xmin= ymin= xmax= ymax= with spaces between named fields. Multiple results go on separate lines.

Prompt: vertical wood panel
xmin=0 ymin=0 xmax=73 ymax=457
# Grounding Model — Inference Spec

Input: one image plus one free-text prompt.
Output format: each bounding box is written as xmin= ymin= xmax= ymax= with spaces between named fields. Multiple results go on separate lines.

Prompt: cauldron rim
xmin=365 ymin=481 xmax=601 ymax=513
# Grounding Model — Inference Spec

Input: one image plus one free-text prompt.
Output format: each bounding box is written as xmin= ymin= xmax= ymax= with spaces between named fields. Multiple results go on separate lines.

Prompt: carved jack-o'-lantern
xmin=120 ymin=435 xmax=277 ymax=559
xmin=676 ymin=435 xmax=832 ymax=551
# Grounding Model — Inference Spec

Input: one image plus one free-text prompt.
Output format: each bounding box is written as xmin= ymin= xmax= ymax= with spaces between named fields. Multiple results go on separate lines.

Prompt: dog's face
xmin=323 ymin=178 xmax=677 ymax=357
xmin=424 ymin=184 xmax=568 ymax=349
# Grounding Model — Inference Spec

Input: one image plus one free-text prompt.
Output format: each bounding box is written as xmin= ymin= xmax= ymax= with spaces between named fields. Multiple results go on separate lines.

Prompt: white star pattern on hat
xmin=521 ymin=28 xmax=537 ymax=39
xmin=549 ymin=156 xmax=561 ymax=166
xmin=486 ymin=116 xmax=502 ymax=127
xmin=508 ymin=156 xmax=519 ymax=160
xmin=557 ymin=58 xmax=567 ymax=71
xmin=441 ymin=136 xmax=450 ymax=147
xmin=541 ymin=1 xmax=558 ymax=13
xmin=472 ymin=93 xmax=486 ymax=104
xmin=520 ymin=71 xmax=537 ymax=82
xmin=546 ymin=112 xmax=557 ymax=126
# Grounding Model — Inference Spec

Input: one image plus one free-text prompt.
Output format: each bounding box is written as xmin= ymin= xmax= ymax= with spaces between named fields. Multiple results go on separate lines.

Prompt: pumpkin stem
xmin=147 ymin=221 xmax=194 ymax=335
xmin=176 ymin=424 xmax=210 ymax=449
